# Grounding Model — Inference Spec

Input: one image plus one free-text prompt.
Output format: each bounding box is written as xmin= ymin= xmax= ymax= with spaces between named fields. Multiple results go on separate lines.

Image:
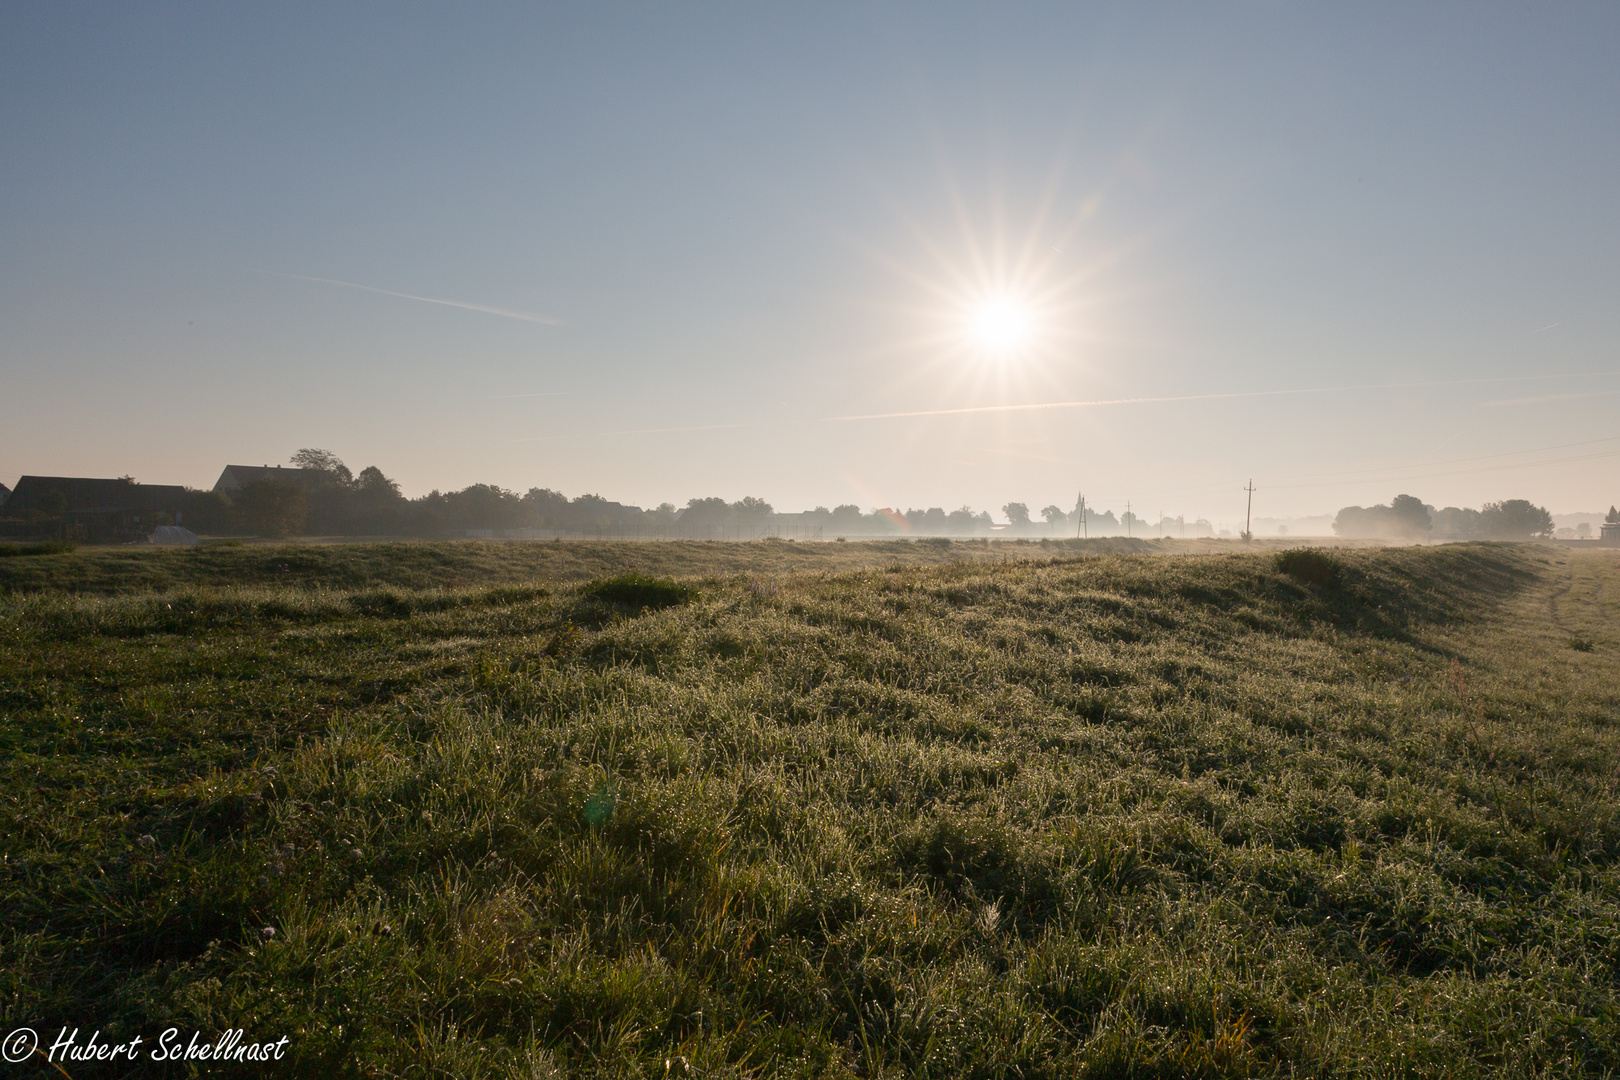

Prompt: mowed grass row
xmin=1 ymin=543 xmax=1618 ymax=1077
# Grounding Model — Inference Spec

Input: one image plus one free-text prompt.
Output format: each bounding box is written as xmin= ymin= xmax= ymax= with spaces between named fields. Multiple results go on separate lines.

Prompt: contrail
xmin=822 ymin=372 xmax=1615 ymax=422
xmin=263 ymin=272 xmax=561 ymax=325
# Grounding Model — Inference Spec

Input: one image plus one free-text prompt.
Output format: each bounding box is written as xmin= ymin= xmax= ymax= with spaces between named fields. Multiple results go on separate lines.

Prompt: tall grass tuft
xmin=582 ymin=570 xmax=698 ymax=610
xmin=1274 ymin=546 xmax=1341 ymax=588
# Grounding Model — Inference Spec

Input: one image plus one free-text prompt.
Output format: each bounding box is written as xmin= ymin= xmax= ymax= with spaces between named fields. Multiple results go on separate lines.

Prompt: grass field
xmin=0 ymin=536 xmax=1226 ymax=596
xmin=2 ymin=540 xmax=1617 ymax=1077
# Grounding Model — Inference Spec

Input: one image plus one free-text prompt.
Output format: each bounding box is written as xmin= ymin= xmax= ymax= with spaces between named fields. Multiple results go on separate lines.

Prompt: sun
xmin=969 ymin=298 xmax=1034 ymax=355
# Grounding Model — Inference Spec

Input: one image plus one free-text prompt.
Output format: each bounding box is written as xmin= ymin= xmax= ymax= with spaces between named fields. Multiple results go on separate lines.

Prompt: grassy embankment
xmin=1 ymin=540 xmax=1617 ymax=1077
xmin=0 ymin=537 xmax=1170 ymax=595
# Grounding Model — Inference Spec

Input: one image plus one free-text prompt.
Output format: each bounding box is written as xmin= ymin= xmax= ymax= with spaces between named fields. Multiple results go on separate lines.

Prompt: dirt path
xmin=1542 ymin=549 xmax=1620 ymax=648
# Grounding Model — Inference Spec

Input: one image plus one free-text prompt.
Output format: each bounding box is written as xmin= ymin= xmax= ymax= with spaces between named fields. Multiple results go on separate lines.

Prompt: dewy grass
xmin=581 ymin=571 xmax=698 ymax=610
xmin=1 ymin=542 xmax=1618 ymax=1077
xmin=0 ymin=535 xmax=1278 ymax=595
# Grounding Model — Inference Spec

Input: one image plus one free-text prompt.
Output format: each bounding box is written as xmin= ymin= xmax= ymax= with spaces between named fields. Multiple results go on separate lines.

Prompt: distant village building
xmin=2 ymin=476 xmax=188 ymax=543
xmin=1602 ymin=507 xmax=1620 ymax=547
xmin=0 ymin=481 xmax=9 ymax=509
xmin=213 ymin=464 xmax=329 ymax=493
xmin=771 ymin=511 xmax=827 ymax=540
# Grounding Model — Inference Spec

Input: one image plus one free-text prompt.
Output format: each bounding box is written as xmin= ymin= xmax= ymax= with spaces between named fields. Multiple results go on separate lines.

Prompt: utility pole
xmin=1074 ymin=489 xmax=1087 ymax=539
xmin=1243 ymin=479 xmax=1256 ymax=542
xmin=1126 ymin=499 xmax=1132 ymax=538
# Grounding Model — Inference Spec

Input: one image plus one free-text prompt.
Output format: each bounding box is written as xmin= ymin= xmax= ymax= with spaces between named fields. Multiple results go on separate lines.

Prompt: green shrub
xmin=581 ymin=571 xmax=696 ymax=610
xmin=0 ymin=540 xmax=76 ymax=558
xmin=1274 ymin=548 xmax=1340 ymax=589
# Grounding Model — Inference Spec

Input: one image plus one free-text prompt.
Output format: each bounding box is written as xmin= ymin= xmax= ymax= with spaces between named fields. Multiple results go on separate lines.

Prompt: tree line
xmin=177 ymin=450 xmax=973 ymax=539
xmin=182 ymin=451 xmax=1193 ymax=539
xmin=1332 ymin=494 xmax=1556 ymax=540
xmin=178 ymin=453 xmax=1567 ymax=543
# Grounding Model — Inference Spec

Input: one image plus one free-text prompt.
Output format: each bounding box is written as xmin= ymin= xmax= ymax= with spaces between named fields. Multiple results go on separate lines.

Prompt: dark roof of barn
xmin=3 ymin=476 xmax=188 ymax=515
xmin=213 ymin=465 xmax=330 ymax=492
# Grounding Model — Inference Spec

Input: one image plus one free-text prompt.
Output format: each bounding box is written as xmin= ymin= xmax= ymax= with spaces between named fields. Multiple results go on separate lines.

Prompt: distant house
xmin=3 ymin=476 xmax=189 ymax=543
xmin=0 ymin=482 xmax=9 ymax=509
xmin=213 ymin=464 xmax=330 ymax=493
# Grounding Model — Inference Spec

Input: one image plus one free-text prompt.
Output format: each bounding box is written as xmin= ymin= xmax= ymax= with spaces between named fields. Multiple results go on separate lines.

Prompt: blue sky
xmin=4 ymin=3 xmax=1618 ymax=523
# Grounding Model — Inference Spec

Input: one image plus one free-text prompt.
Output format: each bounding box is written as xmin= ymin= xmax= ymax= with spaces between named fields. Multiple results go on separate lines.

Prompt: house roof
xmin=213 ymin=464 xmax=330 ymax=492
xmin=3 ymin=475 xmax=188 ymax=516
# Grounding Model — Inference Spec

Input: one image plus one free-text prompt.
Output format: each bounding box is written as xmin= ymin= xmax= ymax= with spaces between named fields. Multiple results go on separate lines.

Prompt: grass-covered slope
xmin=0 ymin=536 xmax=1169 ymax=595
xmin=2 ymin=544 xmax=1618 ymax=1077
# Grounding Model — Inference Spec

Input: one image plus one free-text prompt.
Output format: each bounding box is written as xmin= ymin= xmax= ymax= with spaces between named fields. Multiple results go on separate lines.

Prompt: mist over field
xmin=2 ymin=443 xmax=1586 ymax=546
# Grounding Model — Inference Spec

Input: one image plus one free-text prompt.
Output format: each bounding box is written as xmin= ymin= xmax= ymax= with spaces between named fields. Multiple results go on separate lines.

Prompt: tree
xmin=682 ymin=497 xmax=732 ymax=537
xmin=906 ymin=508 xmax=948 ymax=535
xmin=1432 ymin=506 xmax=1483 ymax=540
xmin=1389 ymin=494 xmax=1431 ymax=539
xmin=646 ymin=503 xmax=678 ymax=535
xmin=733 ymin=496 xmax=775 ymax=537
xmin=1002 ymin=502 xmax=1031 ymax=529
xmin=237 ymin=480 xmax=308 ymax=538
xmin=1083 ymin=508 xmax=1119 ymax=534
xmin=1608 ymin=506 xmax=1620 ymax=524
xmin=357 ymin=466 xmax=401 ymax=499
xmin=438 ymin=484 xmax=528 ymax=531
xmin=351 ymin=467 xmax=406 ymax=533
xmin=1041 ymin=505 xmax=1067 ymax=528
xmin=287 ymin=450 xmax=359 ymax=533
xmin=182 ymin=489 xmax=235 ymax=534
xmin=290 ymin=448 xmax=354 ymax=486
xmin=829 ymin=504 xmax=864 ymax=533
xmin=523 ymin=488 xmax=570 ymax=529
xmin=1333 ymin=497 xmax=1429 ymax=539
xmin=570 ymin=494 xmax=616 ymax=532
xmin=868 ymin=508 xmax=906 ymax=534
xmin=1480 ymin=499 xmax=1554 ymax=539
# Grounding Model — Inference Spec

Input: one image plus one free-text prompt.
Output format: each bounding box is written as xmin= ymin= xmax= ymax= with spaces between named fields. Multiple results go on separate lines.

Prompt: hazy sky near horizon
xmin=4 ymin=3 xmax=1619 ymax=523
